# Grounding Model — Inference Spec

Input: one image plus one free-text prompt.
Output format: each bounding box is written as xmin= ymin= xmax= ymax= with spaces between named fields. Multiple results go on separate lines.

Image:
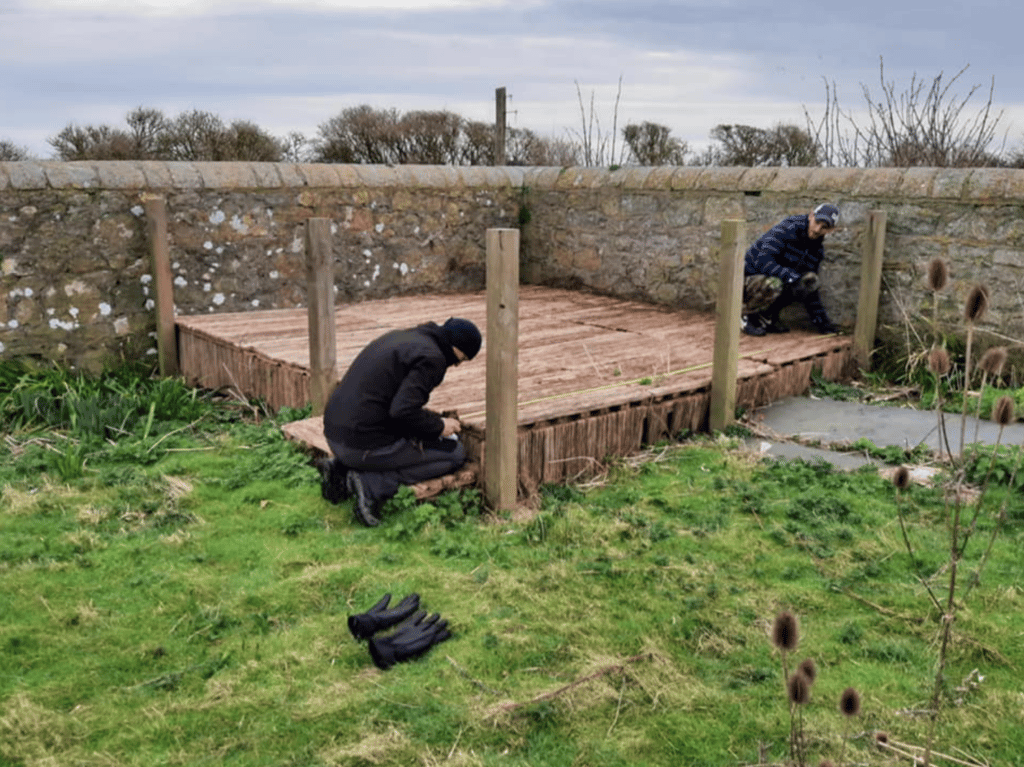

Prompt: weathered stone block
xmin=95 ymin=163 xmax=147 ymax=189
xmin=807 ymin=167 xmax=862 ymax=194
xmin=765 ymin=168 xmax=812 ymax=192
xmin=298 ymin=164 xmax=343 ymax=187
xmin=852 ymin=168 xmax=903 ymax=197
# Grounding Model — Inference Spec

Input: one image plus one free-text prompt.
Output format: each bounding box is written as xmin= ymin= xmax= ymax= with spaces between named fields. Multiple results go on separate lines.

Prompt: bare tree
xmin=535 ymin=134 xmax=581 ymax=167
xmin=707 ymin=123 xmax=818 ymax=166
xmin=397 ymin=110 xmax=463 ymax=164
xmin=48 ymin=107 xmax=285 ymax=161
xmin=0 ymin=140 xmax=31 ymax=161
xmin=506 ymin=127 xmax=575 ymax=166
xmin=622 ymin=121 xmax=688 ymax=165
xmin=1003 ymin=138 xmax=1024 ymax=168
xmin=460 ymin=120 xmax=494 ymax=165
xmin=49 ymin=123 xmax=138 ymax=160
xmin=312 ymin=105 xmax=403 ymax=164
xmin=314 ymin=107 xmax=576 ymax=166
xmin=461 ymin=121 xmax=579 ymax=166
xmin=806 ymin=59 xmax=1005 ymax=167
xmin=125 ymin=107 xmax=169 ymax=158
xmin=157 ymin=110 xmax=231 ymax=161
xmin=281 ymin=131 xmax=311 ymax=163
xmin=223 ymin=120 xmax=286 ymax=162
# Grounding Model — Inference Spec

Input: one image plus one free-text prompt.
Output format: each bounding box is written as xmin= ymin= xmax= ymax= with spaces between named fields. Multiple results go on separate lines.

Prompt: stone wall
xmin=2 ymin=161 xmax=1023 ymax=373
xmin=519 ymin=166 xmax=1024 ymax=359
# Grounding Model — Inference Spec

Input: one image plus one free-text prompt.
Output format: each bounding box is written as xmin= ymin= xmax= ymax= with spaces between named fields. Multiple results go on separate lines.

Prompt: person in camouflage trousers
xmin=741 ymin=203 xmax=841 ymax=337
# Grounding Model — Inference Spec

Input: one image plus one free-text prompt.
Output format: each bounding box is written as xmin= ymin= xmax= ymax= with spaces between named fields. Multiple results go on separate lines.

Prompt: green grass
xmin=3 ymin=364 xmax=1024 ymax=766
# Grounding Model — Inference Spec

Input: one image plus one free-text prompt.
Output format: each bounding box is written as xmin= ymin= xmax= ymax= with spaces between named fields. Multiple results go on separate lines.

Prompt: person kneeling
xmin=740 ymin=203 xmax=841 ymax=337
xmin=321 ymin=317 xmax=482 ymax=527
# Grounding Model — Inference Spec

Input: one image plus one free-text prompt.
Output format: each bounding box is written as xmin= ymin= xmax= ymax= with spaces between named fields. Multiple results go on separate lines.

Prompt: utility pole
xmin=494 ymin=86 xmax=506 ymax=166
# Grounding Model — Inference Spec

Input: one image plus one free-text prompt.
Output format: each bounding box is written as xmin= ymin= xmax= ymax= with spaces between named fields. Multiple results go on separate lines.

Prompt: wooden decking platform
xmin=176 ymin=286 xmax=854 ymax=496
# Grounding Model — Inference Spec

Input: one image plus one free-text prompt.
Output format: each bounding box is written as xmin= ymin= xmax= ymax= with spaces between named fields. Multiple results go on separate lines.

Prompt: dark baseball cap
xmin=813 ymin=203 xmax=840 ymax=228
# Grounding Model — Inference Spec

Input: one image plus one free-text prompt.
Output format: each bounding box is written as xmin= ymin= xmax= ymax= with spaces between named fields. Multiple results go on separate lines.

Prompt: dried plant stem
xmin=962 ymin=439 xmax=1024 ymax=603
xmin=925 ymin=492 xmax=965 ymax=767
xmin=486 ymin=652 xmax=652 ymax=716
xmin=970 ymin=370 xmax=989 ymax=445
xmin=794 ymin=706 xmax=806 ymax=767
xmin=879 ymin=736 xmax=985 ymax=767
xmin=894 ymin=488 xmax=943 ymax=611
xmin=933 ymin=372 xmax=947 ymax=461
xmin=959 ymin=419 xmax=1008 ymax=552
xmin=958 ymin=321 xmax=975 ymax=458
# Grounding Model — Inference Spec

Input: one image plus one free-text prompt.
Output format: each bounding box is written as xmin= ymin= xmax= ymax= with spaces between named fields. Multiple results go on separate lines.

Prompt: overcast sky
xmin=3 ymin=0 xmax=1023 ymax=160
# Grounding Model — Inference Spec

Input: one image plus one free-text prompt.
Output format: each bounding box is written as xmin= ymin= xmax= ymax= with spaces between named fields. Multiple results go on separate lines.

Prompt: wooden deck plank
xmin=181 ymin=286 xmax=855 ymax=497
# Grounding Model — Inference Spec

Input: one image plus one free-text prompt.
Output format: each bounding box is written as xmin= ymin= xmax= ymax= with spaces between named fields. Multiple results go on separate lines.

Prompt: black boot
xmin=316 ymin=457 xmax=350 ymax=504
xmin=763 ymin=312 xmax=790 ymax=333
xmin=742 ymin=313 xmax=767 ymax=337
xmin=348 ymin=471 xmax=384 ymax=527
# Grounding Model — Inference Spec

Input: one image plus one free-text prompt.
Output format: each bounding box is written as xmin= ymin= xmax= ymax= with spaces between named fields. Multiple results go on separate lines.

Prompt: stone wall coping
xmin=1 ymin=161 xmax=1023 ymax=200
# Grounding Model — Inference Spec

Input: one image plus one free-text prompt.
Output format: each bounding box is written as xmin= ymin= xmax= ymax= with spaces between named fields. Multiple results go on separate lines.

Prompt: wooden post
xmin=853 ymin=210 xmax=887 ymax=371
xmin=485 ymin=227 xmax=519 ymax=512
xmin=304 ymin=218 xmax=337 ymax=415
xmin=709 ymin=219 xmax=745 ymax=432
xmin=494 ymin=86 xmax=507 ymax=166
xmin=144 ymin=195 xmax=178 ymax=377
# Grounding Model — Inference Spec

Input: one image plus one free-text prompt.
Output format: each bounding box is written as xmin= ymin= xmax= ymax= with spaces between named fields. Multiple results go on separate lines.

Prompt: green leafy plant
xmin=47 ymin=438 xmax=87 ymax=481
xmin=809 ymin=370 xmax=863 ymax=402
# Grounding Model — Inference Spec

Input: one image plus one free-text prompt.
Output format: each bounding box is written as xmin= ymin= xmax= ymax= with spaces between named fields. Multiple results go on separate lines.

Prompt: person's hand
xmin=800 ymin=272 xmax=821 ymax=293
xmin=792 ymin=272 xmax=820 ymax=299
xmin=440 ymin=417 xmax=461 ymax=437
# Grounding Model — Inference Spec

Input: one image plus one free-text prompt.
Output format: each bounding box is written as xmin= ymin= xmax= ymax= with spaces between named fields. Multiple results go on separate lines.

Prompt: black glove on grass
xmin=347 ymin=593 xmax=420 ymax=641
xmin=368 ymin=611 xmax=452 ymax=670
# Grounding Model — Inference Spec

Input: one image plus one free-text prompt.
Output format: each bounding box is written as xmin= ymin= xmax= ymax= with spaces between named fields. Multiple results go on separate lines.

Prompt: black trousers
xmin=327 ymin=437 xmax=467 ymax=505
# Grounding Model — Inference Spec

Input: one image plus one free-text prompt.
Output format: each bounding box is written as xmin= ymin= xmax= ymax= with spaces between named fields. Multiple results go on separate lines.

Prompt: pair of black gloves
xmin=347 ymin=593 xmax=452 ymax=670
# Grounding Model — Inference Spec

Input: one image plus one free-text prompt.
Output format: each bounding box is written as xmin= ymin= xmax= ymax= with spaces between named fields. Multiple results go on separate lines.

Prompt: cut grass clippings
xmin=2 ymin=369 xmax=1024 ymax=766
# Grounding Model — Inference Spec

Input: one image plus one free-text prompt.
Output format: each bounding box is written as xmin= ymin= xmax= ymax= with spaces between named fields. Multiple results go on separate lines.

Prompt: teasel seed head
xmin=892 ymin=466 xmax=911 ymax=490
xmin=928 ymin=346 xmax=950 ymax=376
xmin=993 ymin=395 xmax=1016 ymax=427
xmin=927 ymin=258 xmax=948 ymax=292
xmin=839 ymin=686 xmax=861 ymax=717
xmin=787 ymin=671 xmax=811 ymax=705
xmin=772 ymin=610 xmax=799 ymax=652
xmin=964 ymin=284 xmax=989 ymax=324
xmin=978 ymin=346 xmax=1008 ymax=377
xmin=798 ymin=657 xmax=817 ymax=685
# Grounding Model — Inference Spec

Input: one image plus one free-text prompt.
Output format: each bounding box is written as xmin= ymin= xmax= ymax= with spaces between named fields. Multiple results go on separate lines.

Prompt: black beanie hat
xmin=441 ymin=317 xmax=482 ymax=360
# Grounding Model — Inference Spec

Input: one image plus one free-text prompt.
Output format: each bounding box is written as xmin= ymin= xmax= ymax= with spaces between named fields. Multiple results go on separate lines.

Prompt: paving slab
xmin=743 ymin=397 xmax=1024 ymax=469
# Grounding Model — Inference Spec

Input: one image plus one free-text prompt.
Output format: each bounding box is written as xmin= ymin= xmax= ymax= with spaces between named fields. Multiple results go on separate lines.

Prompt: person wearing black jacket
xmin=741 ymin=203 xmax=841 ymax=337
xmin=320 ymin=317 xmax=482 ymax=527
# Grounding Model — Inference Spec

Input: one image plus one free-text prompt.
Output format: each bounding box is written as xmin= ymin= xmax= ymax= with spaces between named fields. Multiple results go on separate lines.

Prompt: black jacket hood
xmin=415 ymin=321 xmax=459 ymax=366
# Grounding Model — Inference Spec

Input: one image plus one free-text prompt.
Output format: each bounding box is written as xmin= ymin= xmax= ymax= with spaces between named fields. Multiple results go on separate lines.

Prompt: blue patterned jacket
xmin=744 ymin=214 xmax=831 ymax=325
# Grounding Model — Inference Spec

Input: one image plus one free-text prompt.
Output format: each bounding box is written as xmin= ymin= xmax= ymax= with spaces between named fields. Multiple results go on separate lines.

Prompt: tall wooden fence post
xmin=709 ymin=219 xmax=745 ymax=432
xmin=853 ymin=210 xmax=887 ymax=371
xmin=485 ymin=227 xmax=519 ymax=512
xmin=144 ymin=194 xmax=178 ymax=377
xmin=305 ymin=218 xmax=337 ymax=415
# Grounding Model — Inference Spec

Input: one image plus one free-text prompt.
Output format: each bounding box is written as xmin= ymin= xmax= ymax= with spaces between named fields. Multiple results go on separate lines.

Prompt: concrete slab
xmin=743 ymin=437 xmax=882 ymax=470
xmin=743 ymin=396 xmax=1024 ymax=469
